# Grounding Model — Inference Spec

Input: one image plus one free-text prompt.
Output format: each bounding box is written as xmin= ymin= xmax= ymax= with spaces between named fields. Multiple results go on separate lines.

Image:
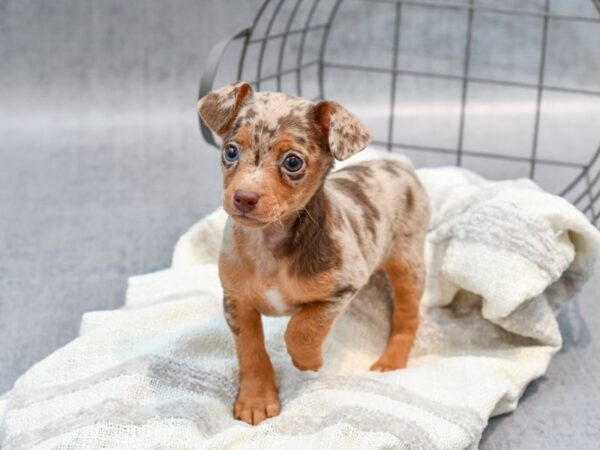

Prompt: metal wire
xmin=529 ymin=0 xmax=551 ymax=179
xmin=237 ymin=0 xmax=271 ymax=80
xmin=276 ymin=0 xmax=302 ymax=91
xmin=198 ymin=0 xmax=600 ymax=226
xmin=296 ymin=0 xmax=320 ymax=96
xmin=560 ymin=145 xmax=600 ymax=197
xmin=256 ymin=60 xmax=319 ymax=84
xmin=320 ymin=62 xmax=600 ymax=97
xmin=256 ymin=0 xmax=286 ymax=90
xmin=387 ymin=1 xmax=402 ymax=151
xmin=456 ymin=0 xmax=474 ymax=166
xmin=366 ymin=0 xmax=600 ymax=23
xmin=248 ymin=24 xmax=327 ymax=44
xmin=584 ymin=171 xmax=597 ymax=218
xmin=317 ymin=0 xmax=344 ymax=101
xmin=371 ymin=140 xmax=587 ymax=168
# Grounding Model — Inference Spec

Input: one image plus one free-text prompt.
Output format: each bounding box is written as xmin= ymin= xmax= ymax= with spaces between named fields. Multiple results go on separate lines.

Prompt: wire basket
xmin=198 ymin=0 xmax=600 ymax=226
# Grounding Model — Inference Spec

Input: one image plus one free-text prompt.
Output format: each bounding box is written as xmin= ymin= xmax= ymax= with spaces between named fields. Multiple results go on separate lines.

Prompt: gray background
xmin=1 ymin=0 xmax=599 ymax=448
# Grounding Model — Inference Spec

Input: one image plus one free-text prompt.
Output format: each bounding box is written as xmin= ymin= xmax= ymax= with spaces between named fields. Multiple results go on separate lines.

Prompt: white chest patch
xmin=265 ymin=288 xmax=287 ymax=314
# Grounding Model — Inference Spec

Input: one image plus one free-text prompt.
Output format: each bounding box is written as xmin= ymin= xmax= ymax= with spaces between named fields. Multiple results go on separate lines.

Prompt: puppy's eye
xmin=282 ymin=154 xmax=304 ymax=173
xmin=223 ymin=144 xmax=240 ymax=164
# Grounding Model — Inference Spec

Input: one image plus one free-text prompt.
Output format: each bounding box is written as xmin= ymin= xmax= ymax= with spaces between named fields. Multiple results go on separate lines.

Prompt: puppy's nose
xmin=233 ymin=189 xmax=259 ymax=213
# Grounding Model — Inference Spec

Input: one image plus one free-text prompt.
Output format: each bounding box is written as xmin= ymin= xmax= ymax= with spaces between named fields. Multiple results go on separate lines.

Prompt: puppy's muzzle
xmin=233 ymin=189 xmax=259 ymax=213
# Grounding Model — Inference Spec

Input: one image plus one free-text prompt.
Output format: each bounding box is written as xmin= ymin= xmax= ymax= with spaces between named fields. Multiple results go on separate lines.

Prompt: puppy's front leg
xmin=226 ymin=296 xmax=280 ymax=425
xmin=284 ymin=301 xmax=343 ymax=371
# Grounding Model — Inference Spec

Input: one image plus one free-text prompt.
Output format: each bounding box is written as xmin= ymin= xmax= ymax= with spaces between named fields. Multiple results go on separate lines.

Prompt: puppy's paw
xmin=234 ymin=385 xmax=280 ymax=425
xmin=285 ymin=334 xmax=323 ymax=371
xmin=370 ymin=334 xmax=413 ymax=372
xmin=289 ymin=352 xmax=323 ymax=371
xmin=369 ymin=356 xmax=407 ymax=372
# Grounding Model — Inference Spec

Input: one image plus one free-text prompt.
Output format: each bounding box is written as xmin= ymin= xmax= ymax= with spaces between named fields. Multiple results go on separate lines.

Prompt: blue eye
xmin=282 ymin=154 xmax=304 ymax=172
xmin=223 ymin=144 xmax=240 ymax=164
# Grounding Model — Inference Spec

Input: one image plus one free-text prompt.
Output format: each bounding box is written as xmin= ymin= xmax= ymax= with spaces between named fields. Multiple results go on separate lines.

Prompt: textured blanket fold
xmin=2 ymin=155 xmax=599 ymax=449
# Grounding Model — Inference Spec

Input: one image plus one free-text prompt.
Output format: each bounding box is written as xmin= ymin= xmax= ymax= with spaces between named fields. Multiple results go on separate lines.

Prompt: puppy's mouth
xmin=231 ymin=213 xmax=271 ymax=227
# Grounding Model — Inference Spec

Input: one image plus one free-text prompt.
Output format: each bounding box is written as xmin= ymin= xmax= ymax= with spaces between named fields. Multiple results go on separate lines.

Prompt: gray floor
xmin=0 ymin=0 xmax=260 ymax=392
xmin=1 ymin=0 xmax=599 ymax=448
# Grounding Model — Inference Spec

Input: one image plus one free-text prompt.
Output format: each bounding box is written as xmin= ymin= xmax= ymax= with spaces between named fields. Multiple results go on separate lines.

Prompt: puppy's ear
xmin=197 ymin=81 xmax=253 ymax=137
xmin=314 ymin=101 xmax=371 ymax=160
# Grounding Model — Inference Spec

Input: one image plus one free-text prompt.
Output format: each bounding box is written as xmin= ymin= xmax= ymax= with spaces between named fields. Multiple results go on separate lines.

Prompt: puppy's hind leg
xmin=370 ymin=254 xmax=424 ymax=372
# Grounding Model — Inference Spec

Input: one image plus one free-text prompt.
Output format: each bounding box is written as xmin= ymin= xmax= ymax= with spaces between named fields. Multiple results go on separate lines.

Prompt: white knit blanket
xmin=2 ymin=157 xmax=599 ymax=449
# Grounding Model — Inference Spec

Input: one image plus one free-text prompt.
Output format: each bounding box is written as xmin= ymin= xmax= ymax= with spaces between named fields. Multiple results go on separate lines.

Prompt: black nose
xmin=233 ymin=189 xmax=259 ymax=213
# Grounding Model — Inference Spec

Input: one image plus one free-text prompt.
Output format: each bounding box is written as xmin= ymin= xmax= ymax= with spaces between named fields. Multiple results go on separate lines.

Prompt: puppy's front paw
xmin=369 ymin=357 xmax=407 ymax=372
xmin=370 ymin=334 xmax=412 ymax=372
xmin=285 ymin=330 xmax=323 ymax=371
xmin=234 ymin=384 xmax=280 ymax=425
xmin=369 ymin=348 xmax=409 ymax=372
xmin=289 ymin=351 xmax=323 ymax=371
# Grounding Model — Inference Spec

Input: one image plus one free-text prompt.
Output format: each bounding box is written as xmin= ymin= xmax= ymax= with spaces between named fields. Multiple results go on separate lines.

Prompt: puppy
xmin=197 ymin=82 xmax=430 ymax=425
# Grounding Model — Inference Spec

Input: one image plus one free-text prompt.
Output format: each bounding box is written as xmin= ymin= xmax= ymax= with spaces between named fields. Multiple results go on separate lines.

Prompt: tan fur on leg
xmin=370 ymin=257 xmax=423 ymax=372
xmin=230 ymin=301 xmax=280 ymax=425
xmin=285 ymin=301 xmax=343 ymax=371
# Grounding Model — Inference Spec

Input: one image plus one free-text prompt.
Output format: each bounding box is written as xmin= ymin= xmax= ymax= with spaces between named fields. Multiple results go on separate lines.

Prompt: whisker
xmin=265 ymin=185 xmax=285 ymax=230
xmin=302 ymin=207 xmax=319 ymax=229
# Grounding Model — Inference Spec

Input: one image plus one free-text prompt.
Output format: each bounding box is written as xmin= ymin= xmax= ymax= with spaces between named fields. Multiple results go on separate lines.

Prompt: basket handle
xmin=197 ymin=26 xmax=253 ymax=148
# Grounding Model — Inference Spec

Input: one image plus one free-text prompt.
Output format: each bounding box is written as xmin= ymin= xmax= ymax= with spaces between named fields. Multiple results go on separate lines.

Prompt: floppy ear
xmin=197 ymin=81 xmax=253 ymax=137
xmin=314 ymin=101 xmax=372 ymax=160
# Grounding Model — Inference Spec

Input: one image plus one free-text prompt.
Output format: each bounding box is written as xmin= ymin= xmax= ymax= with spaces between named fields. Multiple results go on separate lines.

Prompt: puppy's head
xmin=198 ymin=81 xmax=371 ymax=228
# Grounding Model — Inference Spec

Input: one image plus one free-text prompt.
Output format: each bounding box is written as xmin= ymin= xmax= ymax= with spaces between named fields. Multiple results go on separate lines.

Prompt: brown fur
xmin=199 ymin=82 xmax=252 ymax=136
xmin=274 ymin=188 xmax=342 ymax=277
xmin=223 ymin=294 xmax=240 ymax=335
xmin=284 ymin=301 xmax=342 ymax=371
xmin=198 ymin=82 xmax=429 ymax=426
xmin=329 ymin=177 xmax=380 ymax=237
xmin=346 ymin=211 xmax=365 ymax=253
xmin=332 ymin=285 xmax=358 ymax=299
xmin=370 ymin=256 xmax=422 ymax=371
xmin=406 ymin=187 xmax=415 ymax=212
xmin=229 ymin=304 xmax=280 ymax=425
